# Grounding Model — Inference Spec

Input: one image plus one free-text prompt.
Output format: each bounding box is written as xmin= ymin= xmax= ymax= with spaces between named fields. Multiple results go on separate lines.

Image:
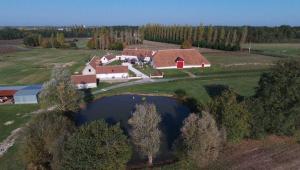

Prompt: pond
xmin=76 ymin=94 xmax=190 ymax=160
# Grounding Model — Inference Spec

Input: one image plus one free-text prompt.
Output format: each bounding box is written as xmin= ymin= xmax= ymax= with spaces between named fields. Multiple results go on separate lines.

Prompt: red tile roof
xmin=89 ymin=56 xmax=102 ymax=69
xmin=152 ymin=49 xmax=210 ymax=68
xmin=103 ymin=54 xmax=116 ymax=60
xmin=96 ymin=66 xmax=128 ymax=74
xmin=122 ymin=49 xmax=154 ymax=58
xmin=71 ymin=75 xmax=97 ymax=84
xmin=0 ymin=90 xmax=17 ymax=96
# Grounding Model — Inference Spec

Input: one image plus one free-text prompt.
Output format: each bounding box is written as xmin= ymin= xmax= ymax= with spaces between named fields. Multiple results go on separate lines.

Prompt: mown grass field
xmin=242 ymin=43 xmax=300 ymax=58
xmin=0 ymin=105 xmax=39 ymax=141
xmin=0 ymin=48 xmax=121 ymax=85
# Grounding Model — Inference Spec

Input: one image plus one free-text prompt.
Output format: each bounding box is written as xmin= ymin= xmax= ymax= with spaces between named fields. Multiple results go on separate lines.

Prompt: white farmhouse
xmin=95 ymin=65 xmax=128 ymax=80
xmin=100 ymin=54 xmax=117 ymax=65
xmin=116 ymin=49 xmax=155 ymax=62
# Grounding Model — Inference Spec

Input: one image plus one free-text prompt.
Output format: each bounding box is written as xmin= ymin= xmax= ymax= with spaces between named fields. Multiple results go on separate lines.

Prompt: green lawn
xmin=242 ymin=43 xmax=300 ymax=58
xmin=0 ymin=142 xmax=25 ymax=170
xmin=97 ymin=71 xmax=262 ymax=103
xmin=107 ymin=60 xmax=123 ymax=66
xmin=0 ymin=104 xmax=39 ymax=141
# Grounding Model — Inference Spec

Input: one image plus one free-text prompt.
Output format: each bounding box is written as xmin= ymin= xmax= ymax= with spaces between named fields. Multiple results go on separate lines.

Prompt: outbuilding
xmin=13 ymin=85 xmax=43 ymax=104
xmin=71 ymin=75 xmax=97 ymax=89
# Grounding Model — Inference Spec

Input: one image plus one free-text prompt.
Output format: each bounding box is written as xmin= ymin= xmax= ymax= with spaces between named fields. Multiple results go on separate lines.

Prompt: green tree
xmin=21 ymin=111 xmax=75 ymax=170
xmin=210 ymin=89 xmax=251 ymax=142
xmin=60 ymin=120 xmax=132 ymax=170
xmin=39 ymin=66 xmax=82 ymax=112
xmin=128 ymin=103 xmax=161 ymax=166
xmin=253 ymin=60 xmax=300 ymax=136
xmin=181 ymin=39 xmax=192 ymax=49
xmin=180 ymin=112 xmax=221 ymax=168
xmin=240 ymin=26 xmax=248 ymax=46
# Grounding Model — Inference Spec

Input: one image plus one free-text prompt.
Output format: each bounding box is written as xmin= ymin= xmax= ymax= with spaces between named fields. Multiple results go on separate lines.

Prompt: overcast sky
xmin=0 ymin=0 xmax=299 ymax=26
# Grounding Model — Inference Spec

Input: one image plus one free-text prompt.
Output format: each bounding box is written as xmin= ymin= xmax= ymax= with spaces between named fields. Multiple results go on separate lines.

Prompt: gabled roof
xmin=96 ymin=66 xmax=128 ymax=74
xmin=122 ymin=49 xmax=154 ymax=58
xmin=71 ymin=75 xmax=97 ymax=84
xmin=152 ymin=49 xmax=210 ymax=67
xmin=88 ymin=56 xmax=102 ymax=69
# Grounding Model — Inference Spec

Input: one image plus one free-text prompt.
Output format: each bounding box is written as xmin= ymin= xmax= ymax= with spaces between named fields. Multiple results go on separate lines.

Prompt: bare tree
xmin=181 ymin=112 xmax=221 ymax=168
xmin=39 ymin=66 xmax=82 ymax=112
xmin=128 ymin=103 xmax=161 ymax=166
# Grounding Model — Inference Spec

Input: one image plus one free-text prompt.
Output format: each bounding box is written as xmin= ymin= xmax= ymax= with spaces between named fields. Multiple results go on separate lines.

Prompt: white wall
xmin=154 ymin=64 xmax=211 ymax=70
xmin=96 ymin=73 xmax=128 ymax=80
xmin=82 ymin=64 xmax=96 ymax=75
xmin=76 ymin=83 xmax=97 ymax=89
xmin=101 ymin=57 xmax=109 ymax=64
xmin=116 ymin=55 xmax=138 ymax=61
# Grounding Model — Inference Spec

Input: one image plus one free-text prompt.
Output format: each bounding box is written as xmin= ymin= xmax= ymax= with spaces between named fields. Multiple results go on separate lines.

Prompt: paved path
xmin=123 ymin=63 xmax=150 ymax=79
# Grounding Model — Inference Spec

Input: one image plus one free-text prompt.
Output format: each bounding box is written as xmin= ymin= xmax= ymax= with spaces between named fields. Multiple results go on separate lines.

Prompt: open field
xmin=0 ymin=48 xmax=121 ymax=85
xmin=242 ymin=43 xmax=300 ymax=58
xmin=0 ymin=39 xmax=28 ymax=54
xmin=0 ymin=105 xmax=39 ymax=141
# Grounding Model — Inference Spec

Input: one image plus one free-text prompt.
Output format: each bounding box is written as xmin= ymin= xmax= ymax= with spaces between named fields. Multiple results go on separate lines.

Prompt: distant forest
xmin=1 ymin=25 xmax=299 ymax=50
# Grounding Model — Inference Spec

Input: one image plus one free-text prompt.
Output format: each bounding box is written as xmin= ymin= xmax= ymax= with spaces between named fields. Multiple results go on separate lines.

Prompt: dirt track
xmin=214 ymin=136 xmax=300 ymax=170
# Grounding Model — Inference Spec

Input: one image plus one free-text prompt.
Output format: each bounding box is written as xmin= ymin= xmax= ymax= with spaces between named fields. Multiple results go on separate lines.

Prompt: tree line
xmin=142 ymin=24 xmax=300 ymax=51
xmin=142 ymin=24 xmax=248 ymax=51
xmin=23 ymin=32 xmax=77 ymax=49
xmin=19 ymin=59 xmax=300 ymax=169
xmin=86 ymin=27 xmax=143 ymax=50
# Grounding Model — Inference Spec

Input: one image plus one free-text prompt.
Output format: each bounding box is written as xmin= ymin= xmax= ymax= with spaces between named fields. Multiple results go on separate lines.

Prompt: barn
xmin=152 ymin=49 xmax=211 ymax=69
xmin=0 ymin=85 xmax=42 ymax=104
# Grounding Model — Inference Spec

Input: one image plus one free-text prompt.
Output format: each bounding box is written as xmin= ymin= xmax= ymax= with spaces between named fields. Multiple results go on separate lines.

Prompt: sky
xmin=0 ymin=0 xmax=299 ymax=26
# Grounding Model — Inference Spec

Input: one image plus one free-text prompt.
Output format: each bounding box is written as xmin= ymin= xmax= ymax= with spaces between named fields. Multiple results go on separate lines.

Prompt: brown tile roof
xmin=122 ymin=49 xmax=154 ymax=58
xmin=71 ymin=75 xmax=97 ymax=84
xmin=96 ymin=65 xmax=128 ymax=74
xmin=89 ymin=56 xmax=102 ymax=69
xmin=103 ymin=54 xmax=116 ymax=60
xmin=152 ymin=49 xmax=210 ymax=68
xmin=0 ymin=90 xmax=17 ymax=96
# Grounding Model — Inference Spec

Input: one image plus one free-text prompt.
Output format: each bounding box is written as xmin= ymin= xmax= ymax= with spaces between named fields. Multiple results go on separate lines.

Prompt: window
xmin=89 ymin=69 xmax=91 ymax=72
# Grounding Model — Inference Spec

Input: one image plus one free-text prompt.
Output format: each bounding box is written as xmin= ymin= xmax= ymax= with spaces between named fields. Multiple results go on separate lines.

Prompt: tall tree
xmin=210 ymin=89 xmax=251 ymax=142
xmin=39 ymin=66 xmax=82 ymax=112
xmin=128 ymin=103 xmax=161 ymax=166
xmin=22 ymin=111 xmax=75 ymax=170
xmin=206 ymin=26 xmax=214 ymax=45
xmin=240 ymin=26 xmax=248 ymax=46
xmin=252 ymin=60 xmax=300 ymax=137
xmin=181 ymin=112 xmax=221 ymax=168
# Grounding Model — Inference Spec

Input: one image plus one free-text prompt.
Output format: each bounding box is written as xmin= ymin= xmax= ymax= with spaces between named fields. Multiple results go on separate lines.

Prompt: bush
xmin=23 ymin=34 xmax=40 ymax=47
xmin=174 ymin=89 xmax=187 ymax=99
xmin=60 ymin=120 xmax=132 ymax=170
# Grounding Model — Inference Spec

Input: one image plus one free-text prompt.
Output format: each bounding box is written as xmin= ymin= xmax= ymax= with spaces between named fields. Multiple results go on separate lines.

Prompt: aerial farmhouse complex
xmin=71 ymin=48 xmax=210 ymax=89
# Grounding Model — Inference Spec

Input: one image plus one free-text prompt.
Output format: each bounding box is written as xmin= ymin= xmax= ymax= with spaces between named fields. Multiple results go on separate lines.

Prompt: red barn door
xmin=177 ymin=61 xmax=184 ymax=69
